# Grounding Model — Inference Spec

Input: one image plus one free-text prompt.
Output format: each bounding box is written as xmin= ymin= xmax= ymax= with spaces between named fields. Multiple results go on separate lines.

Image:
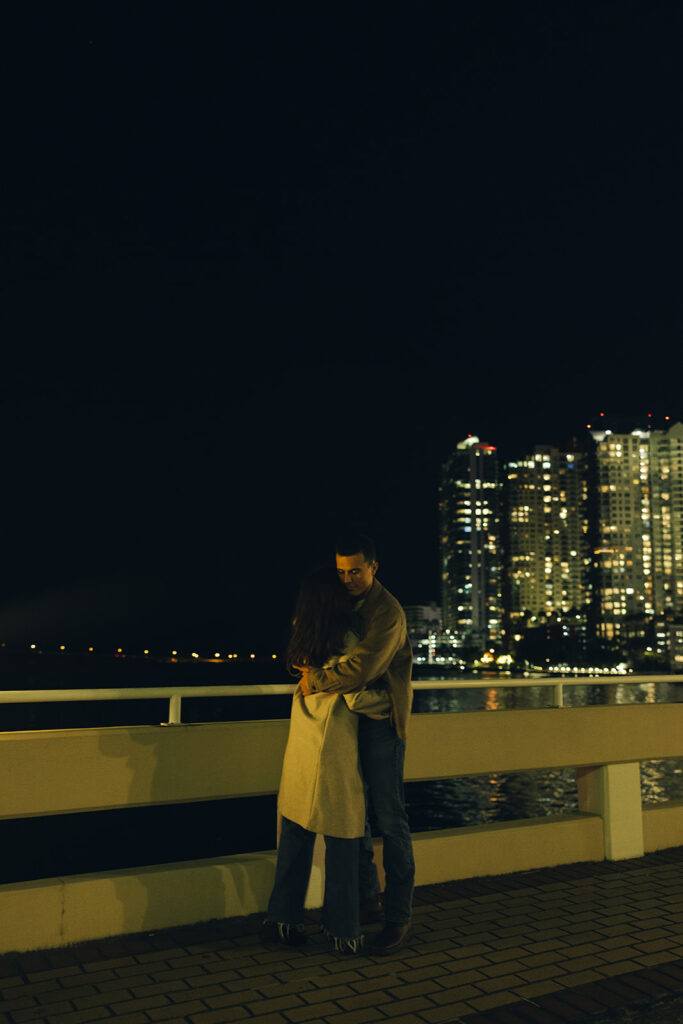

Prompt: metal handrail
xmin=0 ymin=686 xmax=296 ymax=726
xmin=0 ymin=675 xmax=680 ymax=724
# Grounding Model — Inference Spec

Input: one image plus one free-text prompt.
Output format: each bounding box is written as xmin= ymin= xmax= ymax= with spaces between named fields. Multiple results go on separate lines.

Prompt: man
xmin=299 ymin=533 xmax=415 ymax=955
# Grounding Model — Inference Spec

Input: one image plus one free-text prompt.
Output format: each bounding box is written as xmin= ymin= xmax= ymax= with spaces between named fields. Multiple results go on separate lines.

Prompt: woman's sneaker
xmin=324 ymin=930 xmax=366 ymax=956
xmin=258 ymin=920 xmax=308 ymax=947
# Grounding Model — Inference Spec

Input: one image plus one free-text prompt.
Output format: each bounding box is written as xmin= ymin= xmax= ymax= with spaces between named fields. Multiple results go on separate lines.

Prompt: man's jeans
xmin=267 ymin=816 xmax=361 ymax=940
xmin=358 ymin=715 xmax=415 ymax=923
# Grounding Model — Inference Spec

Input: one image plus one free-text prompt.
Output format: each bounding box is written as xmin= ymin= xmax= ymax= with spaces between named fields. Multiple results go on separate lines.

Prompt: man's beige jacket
xmin=306 ymin=578 xmax=413 ymax=739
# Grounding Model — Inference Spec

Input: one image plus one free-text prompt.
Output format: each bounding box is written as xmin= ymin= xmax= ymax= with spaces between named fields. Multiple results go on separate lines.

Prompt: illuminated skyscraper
xmin=650 ymin=421 xmax=683 ymax=620
xmin=506 ymin=446 xmax=591 ymax=622
xmin=591 ymin=427 xmax=653 ymax=640
xmin=439 ymin=437 xmax=503 ymax=647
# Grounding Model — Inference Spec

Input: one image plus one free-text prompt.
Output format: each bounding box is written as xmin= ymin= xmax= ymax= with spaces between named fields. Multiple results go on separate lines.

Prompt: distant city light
xmin=143 ymin=649 xmax=149 ymax=655
xmin=30 ymin=644 xmax=36 ymax=649
xmin=59 ymin=645 xmax=65 ymax=651
xmin=250 ymin=653 xmax=255 ymax=659
xmin=172 ymin=650 xmax=178 ymax=656
xmin=214 ymin=652 xmax=221 ymax=658
xmin=272 ymin=654 xmax=277 ymax=659
xmin=191 ymin=652 xmax=199 ymax=659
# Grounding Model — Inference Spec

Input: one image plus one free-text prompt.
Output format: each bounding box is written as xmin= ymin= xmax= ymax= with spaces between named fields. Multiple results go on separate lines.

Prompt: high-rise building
xmin=650 ymin=421 xmax=683 ymax=620
xmin=439 ymin=437 xmax=503 ymax=648
xmin=405 ymin=603 xmax=443 ymax=667
xmin=668 ymin=623 xmax=683 ymax=671
xmin=590 ymin=427 xmax=654 ymax=640
xmin=506 ymin=446 xmax=591 ymax=622
xmin=404 ymin=603 xmax=442 ymax=640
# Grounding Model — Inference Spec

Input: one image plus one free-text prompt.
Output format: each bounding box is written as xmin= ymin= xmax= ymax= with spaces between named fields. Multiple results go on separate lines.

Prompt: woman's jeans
xmin=358 ymin=715 xmax=415 ymax=924
xmin=267 ymin=816 xmax=361 ymax=940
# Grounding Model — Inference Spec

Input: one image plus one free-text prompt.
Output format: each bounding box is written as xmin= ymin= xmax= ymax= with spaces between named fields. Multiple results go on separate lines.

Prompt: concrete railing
xmin=0 ymin=689 xmax=682 ymax=954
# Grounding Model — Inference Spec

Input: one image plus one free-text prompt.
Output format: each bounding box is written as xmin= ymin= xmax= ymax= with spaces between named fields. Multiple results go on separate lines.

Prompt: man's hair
xmin=335 ymin=532 xmax=377 ymax=564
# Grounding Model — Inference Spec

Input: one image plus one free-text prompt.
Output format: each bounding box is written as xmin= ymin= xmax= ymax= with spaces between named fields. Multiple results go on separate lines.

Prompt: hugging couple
xmin=260 ymin=532 xmax=415 ymax=956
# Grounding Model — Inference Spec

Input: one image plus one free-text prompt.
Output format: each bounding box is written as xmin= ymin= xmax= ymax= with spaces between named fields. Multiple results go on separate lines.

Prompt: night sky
xmin=4 ymin=3 xmax=682 ymax=651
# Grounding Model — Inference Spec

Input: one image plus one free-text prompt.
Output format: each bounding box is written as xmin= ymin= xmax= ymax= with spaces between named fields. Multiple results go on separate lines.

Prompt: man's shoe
xmin=258 ymin=920 xmax=308 ymax=947
xmin=359 ymin=894 xmax=384 ymax=925
xmin=370 ymin=922 xmax=410 ymax=956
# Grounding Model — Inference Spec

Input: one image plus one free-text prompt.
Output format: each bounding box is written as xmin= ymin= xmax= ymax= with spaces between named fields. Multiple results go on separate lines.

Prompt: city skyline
xmin=438 ymin=417 xmax=683 ymax=670
xmin=1 ymin=412 xmax=680 ymax=656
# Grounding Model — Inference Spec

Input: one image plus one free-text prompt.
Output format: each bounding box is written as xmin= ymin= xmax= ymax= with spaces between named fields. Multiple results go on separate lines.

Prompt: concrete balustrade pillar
xmin=576 ymin=762 xmax=644 ymax=861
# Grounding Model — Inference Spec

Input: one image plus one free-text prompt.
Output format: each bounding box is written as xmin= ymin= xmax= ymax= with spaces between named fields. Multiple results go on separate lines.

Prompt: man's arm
xmin=306 ymin=602 xmax=405 ymax=696
xmin=343 ymin=687 xmax=393 ymax=716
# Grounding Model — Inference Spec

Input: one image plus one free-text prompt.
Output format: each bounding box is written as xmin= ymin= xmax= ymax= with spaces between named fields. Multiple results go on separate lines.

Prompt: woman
xmin=260 ymin=566 xmax=392 ymax=954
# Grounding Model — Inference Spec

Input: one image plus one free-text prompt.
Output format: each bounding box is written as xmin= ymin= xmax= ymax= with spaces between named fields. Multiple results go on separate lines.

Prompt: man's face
xmin=336 ymin=551 xmax=378 ymax=599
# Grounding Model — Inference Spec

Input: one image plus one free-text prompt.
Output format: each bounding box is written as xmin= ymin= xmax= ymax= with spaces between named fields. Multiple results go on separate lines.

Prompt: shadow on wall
xmin=96 ymin=725 xmax=279 ymax=935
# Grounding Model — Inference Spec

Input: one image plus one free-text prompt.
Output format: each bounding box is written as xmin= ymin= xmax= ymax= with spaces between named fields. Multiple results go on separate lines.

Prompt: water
xmin=1 ymin=660 xmax=682 ymax=884
xmin=407 ymin=678 xmax=683 ymax=830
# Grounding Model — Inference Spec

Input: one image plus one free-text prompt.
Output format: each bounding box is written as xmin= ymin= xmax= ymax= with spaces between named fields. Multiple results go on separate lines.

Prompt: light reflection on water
xmin=406 ymin=679 xmax=683 ymax=833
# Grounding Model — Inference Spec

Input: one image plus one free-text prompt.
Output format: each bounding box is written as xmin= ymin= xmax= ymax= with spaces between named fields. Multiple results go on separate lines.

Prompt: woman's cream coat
xmin=277 ymin=637 xmax=391 ymax=838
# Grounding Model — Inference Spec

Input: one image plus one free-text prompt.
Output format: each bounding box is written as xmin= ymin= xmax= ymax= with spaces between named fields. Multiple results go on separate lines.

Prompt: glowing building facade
xmin=506 ymin=446 xmax=591 ymax=622
xmin=591 ymin=428 xmax=654 ymax=640
xmin=650 ymin=421 xmax=683 ymax=620
xmin=436 ymin=419 xmax=682 ymax=660
xmin=439 ymin=437 xmax=503 ymax=647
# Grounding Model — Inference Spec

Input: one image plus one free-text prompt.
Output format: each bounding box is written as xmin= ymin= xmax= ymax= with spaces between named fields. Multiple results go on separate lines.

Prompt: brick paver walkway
xmin=3 ymin=848 xmax=683 ymax=1024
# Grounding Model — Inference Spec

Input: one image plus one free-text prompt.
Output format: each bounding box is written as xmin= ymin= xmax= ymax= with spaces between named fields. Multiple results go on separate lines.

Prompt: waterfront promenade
xmin=3 ymin=678 xmax=683 ymax=1020
xmin=3 ymin=846 xmax=683 ymax=1024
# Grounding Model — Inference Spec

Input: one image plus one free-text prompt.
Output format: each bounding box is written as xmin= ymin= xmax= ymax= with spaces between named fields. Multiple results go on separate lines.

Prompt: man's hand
xmin=298 ymin=667 xmax=312 ymax=697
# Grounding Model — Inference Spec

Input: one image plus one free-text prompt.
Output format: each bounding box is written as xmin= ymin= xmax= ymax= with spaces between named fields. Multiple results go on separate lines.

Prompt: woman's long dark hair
xmin=286 ymin=566 xmax=353 ymax=673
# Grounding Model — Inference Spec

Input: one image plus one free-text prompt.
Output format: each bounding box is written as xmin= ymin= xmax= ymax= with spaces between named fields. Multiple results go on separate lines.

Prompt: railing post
xmin=577 ymin=762 xmax=644 ymax=860
xmin=554 ymin=682 xmax=564 ymax=707
xmin=165 ymin=694 xmax=182 ymax=726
